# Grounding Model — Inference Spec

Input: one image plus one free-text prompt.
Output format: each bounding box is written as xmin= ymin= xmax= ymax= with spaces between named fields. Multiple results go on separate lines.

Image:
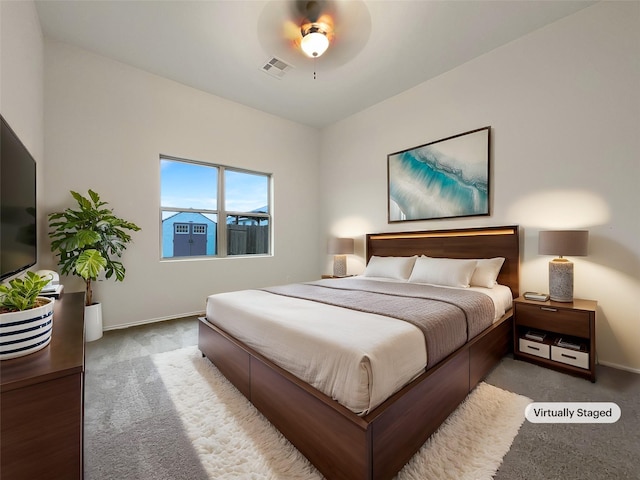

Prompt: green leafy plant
xmin=48 ymin=190 xmax=141 ymax=306
xmin=0 ymin=271 xmax=53 ymax=313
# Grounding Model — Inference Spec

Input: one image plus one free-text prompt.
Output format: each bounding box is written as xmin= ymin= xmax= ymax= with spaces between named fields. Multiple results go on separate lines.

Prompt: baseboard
xmin=598 ymin=359 xmax=640 ymax=375
xmin=103 ymin=311 xmax=205 ymax=331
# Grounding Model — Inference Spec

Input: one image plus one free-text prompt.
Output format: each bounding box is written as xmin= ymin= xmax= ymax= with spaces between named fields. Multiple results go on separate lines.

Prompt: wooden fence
xmin=227 ymin=224 xmax=269 ymax=255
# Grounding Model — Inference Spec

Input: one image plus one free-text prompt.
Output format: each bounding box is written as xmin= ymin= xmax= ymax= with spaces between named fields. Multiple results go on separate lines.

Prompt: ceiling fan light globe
xmin=301 ymin=31 xmax=329 ymax=58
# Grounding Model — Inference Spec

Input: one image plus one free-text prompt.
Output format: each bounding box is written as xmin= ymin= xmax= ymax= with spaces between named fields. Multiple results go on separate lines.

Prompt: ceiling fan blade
xmin=283 ymin=19 xmax=301 ymax=41
xmin=293 ymin=0 xmax=319 ymax=22
xmin=291 ymin=0 xmax=334 ymax=23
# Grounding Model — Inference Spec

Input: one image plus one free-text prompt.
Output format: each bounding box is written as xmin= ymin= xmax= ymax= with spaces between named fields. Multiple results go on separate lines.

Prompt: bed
xmin=198 ymin=225 xmax=520 ymax=480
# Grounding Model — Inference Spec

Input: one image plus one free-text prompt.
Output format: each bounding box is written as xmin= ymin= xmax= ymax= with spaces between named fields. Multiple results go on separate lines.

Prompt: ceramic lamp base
xmin=333 ymin=255 xmax=347 ymax=277
xmin=549 ymin=258 xmax=574 ymax=302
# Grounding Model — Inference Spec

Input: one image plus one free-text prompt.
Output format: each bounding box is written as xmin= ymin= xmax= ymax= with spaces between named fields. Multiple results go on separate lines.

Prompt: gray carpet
xmin=487 ymin=358 xmax=640 ymax=480
xmin=85 ymin=317 xmax=209 ymax=480
xmin=85 ymin=317 xmax=640 ymax=480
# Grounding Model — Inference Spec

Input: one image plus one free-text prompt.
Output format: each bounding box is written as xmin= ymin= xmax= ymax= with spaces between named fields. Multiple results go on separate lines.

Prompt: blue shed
xmin=162 ymin=212 xmax=216 ymax=258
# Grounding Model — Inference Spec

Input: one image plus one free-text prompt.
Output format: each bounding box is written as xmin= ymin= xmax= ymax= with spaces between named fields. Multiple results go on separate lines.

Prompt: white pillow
xmin=408 ymin=256 xmax=477 ymax=288
xmin=470 ymin=257 xmax=505 ymax=288
xmin=363 ymin=256 xmax=417 ymax=280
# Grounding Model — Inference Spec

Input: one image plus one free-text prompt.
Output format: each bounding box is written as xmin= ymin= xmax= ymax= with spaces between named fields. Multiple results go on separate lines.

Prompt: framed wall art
xmin=387 ymin=126 xmax=490 ymax=222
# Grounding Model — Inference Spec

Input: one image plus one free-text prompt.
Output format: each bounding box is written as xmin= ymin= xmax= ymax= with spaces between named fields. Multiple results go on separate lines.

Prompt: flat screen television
xmin=1 ymin=114 xmax=37 ymax=282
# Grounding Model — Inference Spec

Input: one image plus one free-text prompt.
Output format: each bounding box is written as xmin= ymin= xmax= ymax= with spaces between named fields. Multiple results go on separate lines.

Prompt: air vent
xmin=261 ymin=56 xmax=294 ymax=79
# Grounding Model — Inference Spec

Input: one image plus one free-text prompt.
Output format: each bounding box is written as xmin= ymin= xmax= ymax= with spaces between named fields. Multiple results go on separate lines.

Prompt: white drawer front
xmin=552 ymin=346 xmax=589 ymax=369
xmin=519 ymin=338 xmax=550 ymax=359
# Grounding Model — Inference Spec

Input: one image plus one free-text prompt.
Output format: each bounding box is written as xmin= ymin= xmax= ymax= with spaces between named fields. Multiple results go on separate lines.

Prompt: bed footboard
xmin=367 ymin=348 xmax=469 ymax=479
xmin=199 ymin=318 xmax=371 ymax=479
xmin=198 ymin=312 xmax=512 ymax=480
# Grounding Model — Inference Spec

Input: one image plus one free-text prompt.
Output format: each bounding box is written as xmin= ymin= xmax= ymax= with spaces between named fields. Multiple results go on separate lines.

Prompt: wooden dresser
xmin=1 ymin=292 xmax=85 ymax=479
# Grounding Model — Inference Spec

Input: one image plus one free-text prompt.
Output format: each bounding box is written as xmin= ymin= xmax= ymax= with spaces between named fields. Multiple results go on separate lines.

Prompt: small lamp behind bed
xmin=328 ymin=237 xmax=354 ymax=277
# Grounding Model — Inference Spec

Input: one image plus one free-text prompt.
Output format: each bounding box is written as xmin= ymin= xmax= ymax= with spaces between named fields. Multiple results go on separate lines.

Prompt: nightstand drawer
xmin=516 ymin=304 xmax=590 ymax=337
xmin=551 ymin=346 xmax=589 ymax=369
xmin=519 ymin=338 xmax=550 ymax=359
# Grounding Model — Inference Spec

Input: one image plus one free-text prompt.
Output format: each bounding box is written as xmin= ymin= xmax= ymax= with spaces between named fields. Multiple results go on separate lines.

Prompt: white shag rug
xmin=152 ymin=346 xmax=531 ymax=480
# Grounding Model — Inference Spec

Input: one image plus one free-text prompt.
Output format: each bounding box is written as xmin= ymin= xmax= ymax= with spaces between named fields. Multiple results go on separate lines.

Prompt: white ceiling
xmin=35 ymin=0 xmax=595 ymax=128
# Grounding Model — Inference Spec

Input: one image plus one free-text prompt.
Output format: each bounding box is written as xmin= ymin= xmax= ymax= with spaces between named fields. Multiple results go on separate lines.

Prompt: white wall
xmin=320 ymin=2 xmax=640 ymax=372
xmin=0 ymin=0 xmax=45 ymax=264
xmin=43 ymin=41 xmax=322 ymax=328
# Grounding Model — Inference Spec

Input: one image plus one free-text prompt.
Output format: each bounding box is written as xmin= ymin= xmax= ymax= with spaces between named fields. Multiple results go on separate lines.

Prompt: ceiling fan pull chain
xmin=314 ymin=57 xmax=317 ymax=80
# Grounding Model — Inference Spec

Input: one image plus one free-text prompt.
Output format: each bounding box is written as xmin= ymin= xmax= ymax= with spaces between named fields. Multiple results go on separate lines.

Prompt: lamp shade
xmin=538 ymin=230 xmax=588 ymax=257
xmin=328 ymin=237 xmax=354 ymax=255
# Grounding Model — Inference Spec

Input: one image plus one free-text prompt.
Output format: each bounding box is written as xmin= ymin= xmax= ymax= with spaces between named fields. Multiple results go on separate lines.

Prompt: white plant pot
xmin=0 ymin=297 xmax=55 ymax=360
xmin=85 ymin=302 xmax=103 ymax=342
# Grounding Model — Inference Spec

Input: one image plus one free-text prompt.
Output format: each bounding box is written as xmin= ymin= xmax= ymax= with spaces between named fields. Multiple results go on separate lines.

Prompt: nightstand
xmin=513 ymin=296 xmax=597 ymax=382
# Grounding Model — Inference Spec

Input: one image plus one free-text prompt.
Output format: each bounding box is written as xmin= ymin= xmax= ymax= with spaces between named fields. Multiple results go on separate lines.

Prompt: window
xmin=160 ymin=156 xmax=271 ymax=259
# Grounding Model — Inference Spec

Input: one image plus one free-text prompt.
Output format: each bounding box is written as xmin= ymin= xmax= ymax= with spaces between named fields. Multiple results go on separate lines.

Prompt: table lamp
xmin=328 ymin=238 xmax=354 ymax=277
xmin=538 ymin=230 xmax=588 ymax=302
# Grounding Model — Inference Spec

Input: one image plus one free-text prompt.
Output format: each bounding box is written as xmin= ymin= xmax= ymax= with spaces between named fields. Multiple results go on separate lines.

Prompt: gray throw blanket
xmin=262 ymin=278 xmax=495 ymax=368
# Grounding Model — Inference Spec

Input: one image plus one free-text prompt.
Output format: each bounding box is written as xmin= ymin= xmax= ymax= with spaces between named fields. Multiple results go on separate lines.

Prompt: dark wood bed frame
xmin=198 ymin=225 xmax=520 ymax=479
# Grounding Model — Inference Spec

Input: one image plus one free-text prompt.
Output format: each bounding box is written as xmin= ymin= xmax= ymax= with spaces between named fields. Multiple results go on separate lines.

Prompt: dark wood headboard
xmin=366 ymin=225 xmax=520 ymax=298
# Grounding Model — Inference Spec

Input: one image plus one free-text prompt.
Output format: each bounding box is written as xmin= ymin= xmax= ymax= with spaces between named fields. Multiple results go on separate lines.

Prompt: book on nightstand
xmin=524 ymin=331 xmax=546 ymax=342
xmin=556 ymin=338 xmax=582 ymax=351
xmin=523 ymin=291 xmax=550 ymax=302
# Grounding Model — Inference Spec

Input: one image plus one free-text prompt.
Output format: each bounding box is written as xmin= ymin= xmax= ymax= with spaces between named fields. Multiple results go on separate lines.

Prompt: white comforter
xmin=205 ymin=278 xmax=512 ymax=415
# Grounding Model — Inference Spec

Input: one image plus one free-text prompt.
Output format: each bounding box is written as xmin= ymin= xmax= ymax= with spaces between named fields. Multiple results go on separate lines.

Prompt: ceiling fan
xmin=257 ymin=0 xmax=371 ymax=72
xmin=285 ymin=0 xmax=336 ymax=58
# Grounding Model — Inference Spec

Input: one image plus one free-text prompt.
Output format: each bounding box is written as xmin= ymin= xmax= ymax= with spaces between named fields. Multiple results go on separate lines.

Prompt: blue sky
xmin=160 ymin=158 xmax=268 ymax=213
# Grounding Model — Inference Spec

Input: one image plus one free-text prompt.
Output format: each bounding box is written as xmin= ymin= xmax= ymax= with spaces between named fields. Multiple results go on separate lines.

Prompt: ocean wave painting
xmin=388 ymin=127 xmax=490 ymax=222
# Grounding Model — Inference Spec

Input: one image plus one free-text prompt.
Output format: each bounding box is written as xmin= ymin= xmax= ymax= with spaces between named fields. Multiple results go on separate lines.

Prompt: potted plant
xmin=0 ymin=271 xmax=55 ymax=359
xmin=48 ymin=190 xmax=140 ymax=341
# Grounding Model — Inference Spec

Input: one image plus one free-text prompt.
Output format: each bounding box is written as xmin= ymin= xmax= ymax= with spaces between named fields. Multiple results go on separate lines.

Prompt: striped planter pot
xmin=0 ymin=297 xmax=55 ymax=360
